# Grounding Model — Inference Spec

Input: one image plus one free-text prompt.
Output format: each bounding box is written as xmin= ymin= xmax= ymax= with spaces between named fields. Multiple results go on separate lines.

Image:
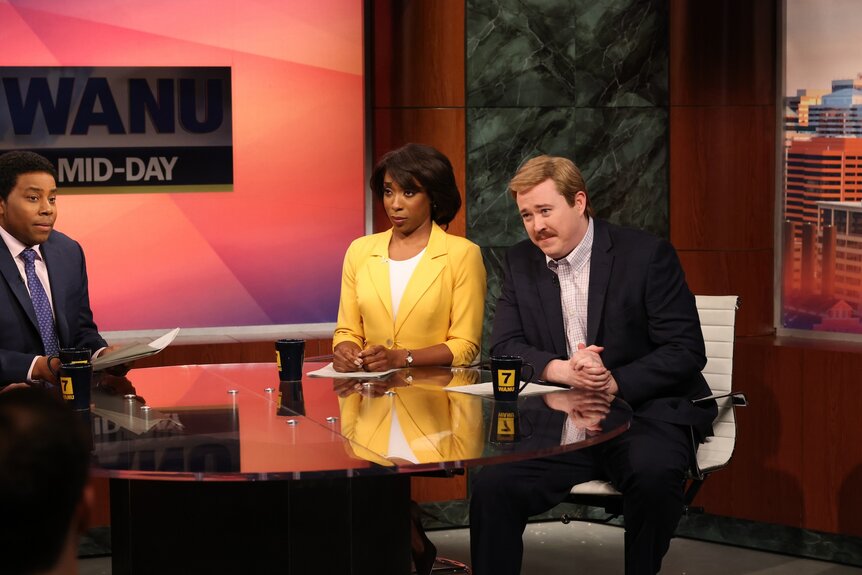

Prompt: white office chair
xmin=563 ymin=295 xmax=747 ymax=518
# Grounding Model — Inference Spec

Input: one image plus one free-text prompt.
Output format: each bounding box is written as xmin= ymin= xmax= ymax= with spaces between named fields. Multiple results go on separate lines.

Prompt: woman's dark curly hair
xmin=369 ymin=143 xmax=461 ymax=227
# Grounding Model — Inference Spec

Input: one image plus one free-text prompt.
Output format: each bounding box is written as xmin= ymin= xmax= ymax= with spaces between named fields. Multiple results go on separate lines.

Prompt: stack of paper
xmin=92 ymin=328 xmax=180 ymax=371
xmin=306 ymin=362 xmax=400 ymax=379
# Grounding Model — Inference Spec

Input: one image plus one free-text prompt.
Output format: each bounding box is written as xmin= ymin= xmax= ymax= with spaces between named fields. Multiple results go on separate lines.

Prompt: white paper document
xmin=306 ymin=362 xmax=401 ymax=379
xmin=444 ymin=381 xmax=565 ymax=397
xmin=91 ymin=328 xmax=181 ymax=371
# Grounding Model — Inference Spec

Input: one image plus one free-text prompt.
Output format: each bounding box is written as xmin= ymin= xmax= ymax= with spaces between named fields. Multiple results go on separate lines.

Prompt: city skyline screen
xmin=0 ymin=1 xmax=365 ymax=336
xmin=781 ymin=0 xmax=862 ymax=336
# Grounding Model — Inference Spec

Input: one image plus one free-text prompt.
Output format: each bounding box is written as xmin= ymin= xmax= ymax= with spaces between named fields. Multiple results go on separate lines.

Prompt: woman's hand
xmin=358 ymin=345 xmax=407 ymax=372
xmin=333 ymin=342 xmax=363 ymax=372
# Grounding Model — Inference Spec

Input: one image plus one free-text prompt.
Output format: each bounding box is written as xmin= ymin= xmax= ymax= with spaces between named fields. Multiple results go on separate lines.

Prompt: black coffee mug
xmin=489 ymin=401 xmax=521 ymax=445
xmin=277 ymin=379 xmax=306 ymax=416
xmin=490 ymin=355 xmax=534 ymax=401
xmin=59 ymin=347 xmax=92 ymax=365
xmin=275 ymin=339 xmax=305 ymax=382
xmin=59 ymin=362 xmax=93 ymax=411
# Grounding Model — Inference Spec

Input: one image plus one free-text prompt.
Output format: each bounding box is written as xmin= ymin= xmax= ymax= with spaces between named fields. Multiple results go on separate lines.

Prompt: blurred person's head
xmin=370 ymin=143 xmax=462 ymax=229
xmin=0 ymin=151 xmax=59 ymax=246
xmin=509 ymin=155 xmax=593 ymax=260
xmin=0 ymin=387 xmax=92 ymax=575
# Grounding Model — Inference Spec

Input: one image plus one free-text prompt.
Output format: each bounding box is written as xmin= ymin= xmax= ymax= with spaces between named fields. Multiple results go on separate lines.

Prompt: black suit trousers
xmin=469 ymin=417 xmax=692 ymax=575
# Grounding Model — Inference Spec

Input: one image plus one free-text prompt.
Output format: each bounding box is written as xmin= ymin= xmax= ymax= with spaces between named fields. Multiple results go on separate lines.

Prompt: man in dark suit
xmin=0 ymin=151 xmax=109 ymax=388
xmin=470 ymin=156 xmax=716 ymax=575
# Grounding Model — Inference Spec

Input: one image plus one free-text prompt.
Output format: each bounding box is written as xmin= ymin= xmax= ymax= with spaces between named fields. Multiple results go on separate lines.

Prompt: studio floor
xmin=79 ymin=520 xmax=862 ymax=574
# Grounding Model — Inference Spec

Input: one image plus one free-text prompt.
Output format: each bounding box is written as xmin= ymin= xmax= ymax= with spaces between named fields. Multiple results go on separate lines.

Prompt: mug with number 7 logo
xmin=490 ymin=355 xmax=534 ymax=401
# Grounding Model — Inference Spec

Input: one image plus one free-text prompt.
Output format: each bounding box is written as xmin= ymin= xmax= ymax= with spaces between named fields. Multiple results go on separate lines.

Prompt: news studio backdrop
xmin=0 ymin=1 xmax=365 ymax=343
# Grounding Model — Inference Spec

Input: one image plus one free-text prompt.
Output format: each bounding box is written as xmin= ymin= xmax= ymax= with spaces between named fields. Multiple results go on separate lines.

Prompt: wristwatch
xmin=404 ymin=349 xmax=414 ymax=367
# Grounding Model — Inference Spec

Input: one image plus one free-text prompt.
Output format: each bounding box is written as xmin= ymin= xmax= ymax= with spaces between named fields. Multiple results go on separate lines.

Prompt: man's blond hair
xmin=508 ymin=155 xmax=593 ymax=217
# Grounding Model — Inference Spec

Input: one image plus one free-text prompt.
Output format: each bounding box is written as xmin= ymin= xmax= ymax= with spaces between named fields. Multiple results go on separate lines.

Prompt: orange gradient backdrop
xmin=0 ymin=0 xmax=365 ymax=330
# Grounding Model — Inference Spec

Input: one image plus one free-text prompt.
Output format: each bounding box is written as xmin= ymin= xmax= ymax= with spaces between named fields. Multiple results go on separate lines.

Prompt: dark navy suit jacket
xmin=490 ymin=218 xmax=716 ymax=439
xmin=0 ymin=230 xmax=106 ymax=385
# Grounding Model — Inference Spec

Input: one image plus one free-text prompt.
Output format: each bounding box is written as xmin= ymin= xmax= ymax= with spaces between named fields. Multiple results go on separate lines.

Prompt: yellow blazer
xmin=333 ymin=223 xmax=486 ymax=366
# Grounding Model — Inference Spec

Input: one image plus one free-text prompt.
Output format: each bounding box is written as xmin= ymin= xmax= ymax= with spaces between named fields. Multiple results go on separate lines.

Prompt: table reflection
xmin=86 ymin=363 xmax=632 ymax=479
xmin=91 ymin=381 xmax=240 ymax=475
xmin=335 ymin=367 xmax=484 ymax=466
xmin=331 ymin=367 xmax=632 ymax=470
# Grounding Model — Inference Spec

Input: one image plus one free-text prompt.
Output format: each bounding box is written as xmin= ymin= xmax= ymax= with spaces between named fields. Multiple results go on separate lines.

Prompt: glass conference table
xmin=91 ymin=361 xmax=632 ymax=575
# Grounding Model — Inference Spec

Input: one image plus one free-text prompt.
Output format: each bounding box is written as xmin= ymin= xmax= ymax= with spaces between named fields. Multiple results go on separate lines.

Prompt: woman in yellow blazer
xmin=333 ymin=143 xmax=486 ymax=373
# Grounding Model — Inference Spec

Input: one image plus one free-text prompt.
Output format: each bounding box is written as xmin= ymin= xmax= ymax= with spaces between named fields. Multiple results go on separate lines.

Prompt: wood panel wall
xmin=670 ymin=0 xmax=862 ymax=538
xmin=133 ymin=339 xmax=334 ymax=369
xmin=371 ymin=0 xmax=466 ymax=236
xmin=669 ymin=0 xmax=777 ymax=337
xmin=371 ymin=0 xmax=468 ymax=501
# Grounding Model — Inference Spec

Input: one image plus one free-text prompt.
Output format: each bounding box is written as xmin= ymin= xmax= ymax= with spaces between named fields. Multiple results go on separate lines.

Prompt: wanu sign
xmin=0 ymin=67 xmax=233 ymax=193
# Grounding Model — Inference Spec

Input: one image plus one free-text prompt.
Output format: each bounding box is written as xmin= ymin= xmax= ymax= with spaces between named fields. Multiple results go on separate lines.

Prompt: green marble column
xmin=465 ymin=0 xmax=670 ymax=357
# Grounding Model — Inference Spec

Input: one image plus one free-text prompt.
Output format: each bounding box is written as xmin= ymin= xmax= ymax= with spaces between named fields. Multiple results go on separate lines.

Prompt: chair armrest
xmin=692 ymin=391 xmax=748 ymax=407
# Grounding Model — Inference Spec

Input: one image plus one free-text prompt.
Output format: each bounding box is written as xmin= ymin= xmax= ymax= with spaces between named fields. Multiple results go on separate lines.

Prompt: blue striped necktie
xmin=20 ymin=248 xmax=60 ymax=357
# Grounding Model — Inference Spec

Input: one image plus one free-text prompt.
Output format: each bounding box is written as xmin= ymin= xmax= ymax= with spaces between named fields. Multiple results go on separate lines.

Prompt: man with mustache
xmin=0 ymin=151 xmax=111 ymax=389
xmin=469 ymin=155 xmax=716 ymax=575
